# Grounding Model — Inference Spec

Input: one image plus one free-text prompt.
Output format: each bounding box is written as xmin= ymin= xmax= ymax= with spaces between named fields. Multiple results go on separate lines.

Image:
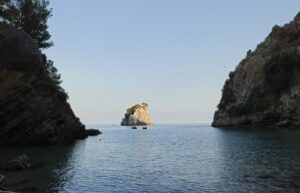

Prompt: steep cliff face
xmin=0 ymin=24 xmax=85 ymax=146
xmin=212 ymin=12 xmax=300 ymax=128
xmin=121 ymin=103 xmax=154 ymax=126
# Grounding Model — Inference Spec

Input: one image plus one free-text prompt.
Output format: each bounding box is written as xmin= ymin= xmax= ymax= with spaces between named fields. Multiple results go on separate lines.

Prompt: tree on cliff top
xmin=0 ymin=0 xmax=53 ymax=49
xmin=0 ymin=0 xmax=66 ymax=97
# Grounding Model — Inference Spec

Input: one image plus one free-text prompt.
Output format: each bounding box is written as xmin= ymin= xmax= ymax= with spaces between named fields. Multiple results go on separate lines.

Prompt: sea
xmin=1 ymin=124 xmax=300 ymax=193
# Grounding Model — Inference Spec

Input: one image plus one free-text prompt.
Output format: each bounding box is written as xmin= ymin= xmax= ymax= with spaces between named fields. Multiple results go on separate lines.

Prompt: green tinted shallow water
xmin=1 ymin=124 xmax=300 ymax=193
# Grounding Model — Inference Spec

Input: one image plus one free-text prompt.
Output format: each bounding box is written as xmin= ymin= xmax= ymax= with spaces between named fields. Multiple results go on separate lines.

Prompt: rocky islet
xmin=121 ymin=103 xmax=154 ymax=126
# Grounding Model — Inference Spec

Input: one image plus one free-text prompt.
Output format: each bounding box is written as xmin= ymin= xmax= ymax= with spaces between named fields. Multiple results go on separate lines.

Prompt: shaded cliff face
xmin=121 ymin=103 xmax=154 ymax=126
xmin=0 ymin=24 xmax=84 ymax=146
xmin=212 ymin=12 xmax=300 ymax=128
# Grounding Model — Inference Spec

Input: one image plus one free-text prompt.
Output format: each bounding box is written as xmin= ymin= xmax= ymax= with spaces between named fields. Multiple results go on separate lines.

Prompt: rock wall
xmin=0 ymin=24 xmax=85 ymax=146
xmin=121 ymin=103 xmax=154 ymax=126
xmin=212 ymin=12 xmax=300 ymax=128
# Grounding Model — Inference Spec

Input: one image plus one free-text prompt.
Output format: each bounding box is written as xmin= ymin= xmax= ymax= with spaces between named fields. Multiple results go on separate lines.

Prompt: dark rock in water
xmin=0 ymin=186 xmax=16 ymax=193
xmin=14 ymin=186 xmax=39 ymax=192
xmin=86 ymin=129 xmax=102 ymax=136
xmin=212 ymin=12 xmax=300 ymax=128
xmin=3 ymin=179 xmax=31 ymax=188
xmin=73 ymin=128 xmax=102 ymax=139
xmin=0 ymin=173 xmax=4 ymax=191
xmin=0 ymin=173 xmax=18 ymax=193
xmin=121 ymin=103 xmax=154 ymax=126
xmin=0 ymin=174 xmax=3 ymax=184
xmin=258 ymin=174 xmax=275 ymax=179
xmin=142 ymin=127 xmax=147 ymax=129
xmin=132 ymin=126 xmax=138 ymax=129
xmin=3 ymin=179 xmax=33 ymax=192
xmin=0 ymin=190 xmax=17 ymax=193
xmin=0 ymin=154 xmax=47 ymax=171
xmin=0 ymin=24 xmax=85 ymax=146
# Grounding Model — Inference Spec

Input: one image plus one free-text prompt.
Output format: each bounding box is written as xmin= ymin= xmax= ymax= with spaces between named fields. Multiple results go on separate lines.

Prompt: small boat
xmin=142 ymin=127 xmax=147 ymax=130
xmin=131 ymin=126 xmax=137 ymax=129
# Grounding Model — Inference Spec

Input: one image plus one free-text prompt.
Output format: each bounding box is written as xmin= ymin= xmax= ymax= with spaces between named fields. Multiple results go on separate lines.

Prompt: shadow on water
xmin=0 ymin=141 xmax=85 ymax=193
xmin=213 ymin=126 xmax=300 ymax=192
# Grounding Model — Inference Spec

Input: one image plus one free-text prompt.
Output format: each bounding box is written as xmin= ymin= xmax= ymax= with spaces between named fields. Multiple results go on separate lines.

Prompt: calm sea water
xmin=1 ymin=124 xmax=300 ymax=193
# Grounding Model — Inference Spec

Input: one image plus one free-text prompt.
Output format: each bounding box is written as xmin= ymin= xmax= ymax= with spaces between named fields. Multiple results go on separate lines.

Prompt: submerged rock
xmin=0 ymin=190 xmax=17 ymax=193
xmin=0 ymin=24 xmax=85 ymax=146
xmin=0 ymin=173 xmax=4 ymax=190
xmin=212 ymin=12 xmax=300 ymax=128
xmin=0 ymin=154 xmax=47 ymax=171
xmin=0 ymin=173 xmax=19 ymax=193
xmin=121 ymin=103 xmax=154 ymax=126
xmin=0 ymin=174 xmax=3 ymax=184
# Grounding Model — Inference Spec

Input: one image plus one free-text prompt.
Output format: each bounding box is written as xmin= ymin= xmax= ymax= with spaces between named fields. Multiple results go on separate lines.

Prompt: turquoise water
xmin=1 ymin=124 xmax=300 ymax=193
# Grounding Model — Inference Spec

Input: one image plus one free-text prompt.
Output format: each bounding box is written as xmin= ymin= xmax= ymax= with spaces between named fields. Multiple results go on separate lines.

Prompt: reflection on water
xmin=1 ymin=125 xmax=300 ymax=193
xmin=213 ymin=127 xmax=300 ymax=192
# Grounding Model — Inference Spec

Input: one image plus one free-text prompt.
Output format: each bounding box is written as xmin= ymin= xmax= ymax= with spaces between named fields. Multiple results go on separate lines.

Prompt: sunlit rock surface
xmin=121 ymin=103 xmax=154 ymax=126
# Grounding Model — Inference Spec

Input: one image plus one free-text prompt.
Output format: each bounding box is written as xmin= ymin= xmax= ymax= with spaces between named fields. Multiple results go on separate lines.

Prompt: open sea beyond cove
xmin=1 ymin=124 xmax=300 ymax=193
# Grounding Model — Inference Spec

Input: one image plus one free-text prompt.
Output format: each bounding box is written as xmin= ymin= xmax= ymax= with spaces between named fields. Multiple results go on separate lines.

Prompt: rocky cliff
xmin=0 ymin=24 xmax=86 ymax=146
xmin=212 ymin=12 xmax=300 ymax=128
xmin=121 ymin=103 xmax=154 ymax=126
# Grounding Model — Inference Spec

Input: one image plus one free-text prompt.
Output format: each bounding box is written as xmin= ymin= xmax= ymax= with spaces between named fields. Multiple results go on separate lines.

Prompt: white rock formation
xmin=121 ymin=103 xmax=154 ymax=126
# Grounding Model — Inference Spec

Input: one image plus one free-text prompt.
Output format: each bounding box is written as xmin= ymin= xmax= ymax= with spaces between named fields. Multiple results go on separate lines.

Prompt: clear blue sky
xmin=45 ymin=0 xmax=299 ymax=124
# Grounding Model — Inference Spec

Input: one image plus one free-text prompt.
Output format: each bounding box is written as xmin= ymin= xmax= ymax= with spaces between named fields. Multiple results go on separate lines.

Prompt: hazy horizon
xmin=45 ymin=0 xmax=299 ymax=124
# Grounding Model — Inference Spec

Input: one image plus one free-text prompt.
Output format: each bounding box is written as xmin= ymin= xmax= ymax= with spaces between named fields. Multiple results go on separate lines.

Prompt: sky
xmin=45 ymin=0 xmax=299 ymax=124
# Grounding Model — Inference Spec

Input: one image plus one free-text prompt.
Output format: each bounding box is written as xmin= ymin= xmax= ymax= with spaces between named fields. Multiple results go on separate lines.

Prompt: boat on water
xmin=131 ymin=126 xmax=148 ymax=129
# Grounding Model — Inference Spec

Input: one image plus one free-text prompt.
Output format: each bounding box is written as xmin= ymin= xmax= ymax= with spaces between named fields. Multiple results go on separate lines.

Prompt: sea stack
xmin=212 ymin=12 xmax=300 ymax=128
xmin=0 ymin=24 xmax=86 ymax=146
xmin=121 ymin=103 xmax=154 ymax=126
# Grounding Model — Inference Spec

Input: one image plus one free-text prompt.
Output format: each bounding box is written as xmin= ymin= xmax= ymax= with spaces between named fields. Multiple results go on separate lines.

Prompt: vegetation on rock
xmin=126 ymin=103 xmax=149 ymax=115
xmin=0 ymin=0 xmax=52 ymax=49
xmin=0 ymin=0 xmax=65 ymax=96
xmin=212 ymin=12 xmax=300 ymax=128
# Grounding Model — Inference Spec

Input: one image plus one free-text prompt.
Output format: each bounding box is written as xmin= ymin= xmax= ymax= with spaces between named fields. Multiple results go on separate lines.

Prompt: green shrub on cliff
xmin=126 ymin=103 xmax=148 ymax=115
xmin=45 ymin=59 xmax=68 ymax=100
xmin=264 ymin=50 xmax=300 ymax=95
xmin=141 ymin=102 xmax=148 ymax=107
xmin=217 ymin=75 xmax=236 ymax=110
xmin=46 ymin=59 xmax=62 ymax=85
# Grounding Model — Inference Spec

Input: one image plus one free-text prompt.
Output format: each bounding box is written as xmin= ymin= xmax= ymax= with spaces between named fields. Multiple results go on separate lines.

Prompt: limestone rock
xmin=212 ymin=12 xmax=300 ymax=128
xmin=121 ymin=103 xmax=154 ymax=126
xmin=0 ymin=24 xmax=85 ymax=146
